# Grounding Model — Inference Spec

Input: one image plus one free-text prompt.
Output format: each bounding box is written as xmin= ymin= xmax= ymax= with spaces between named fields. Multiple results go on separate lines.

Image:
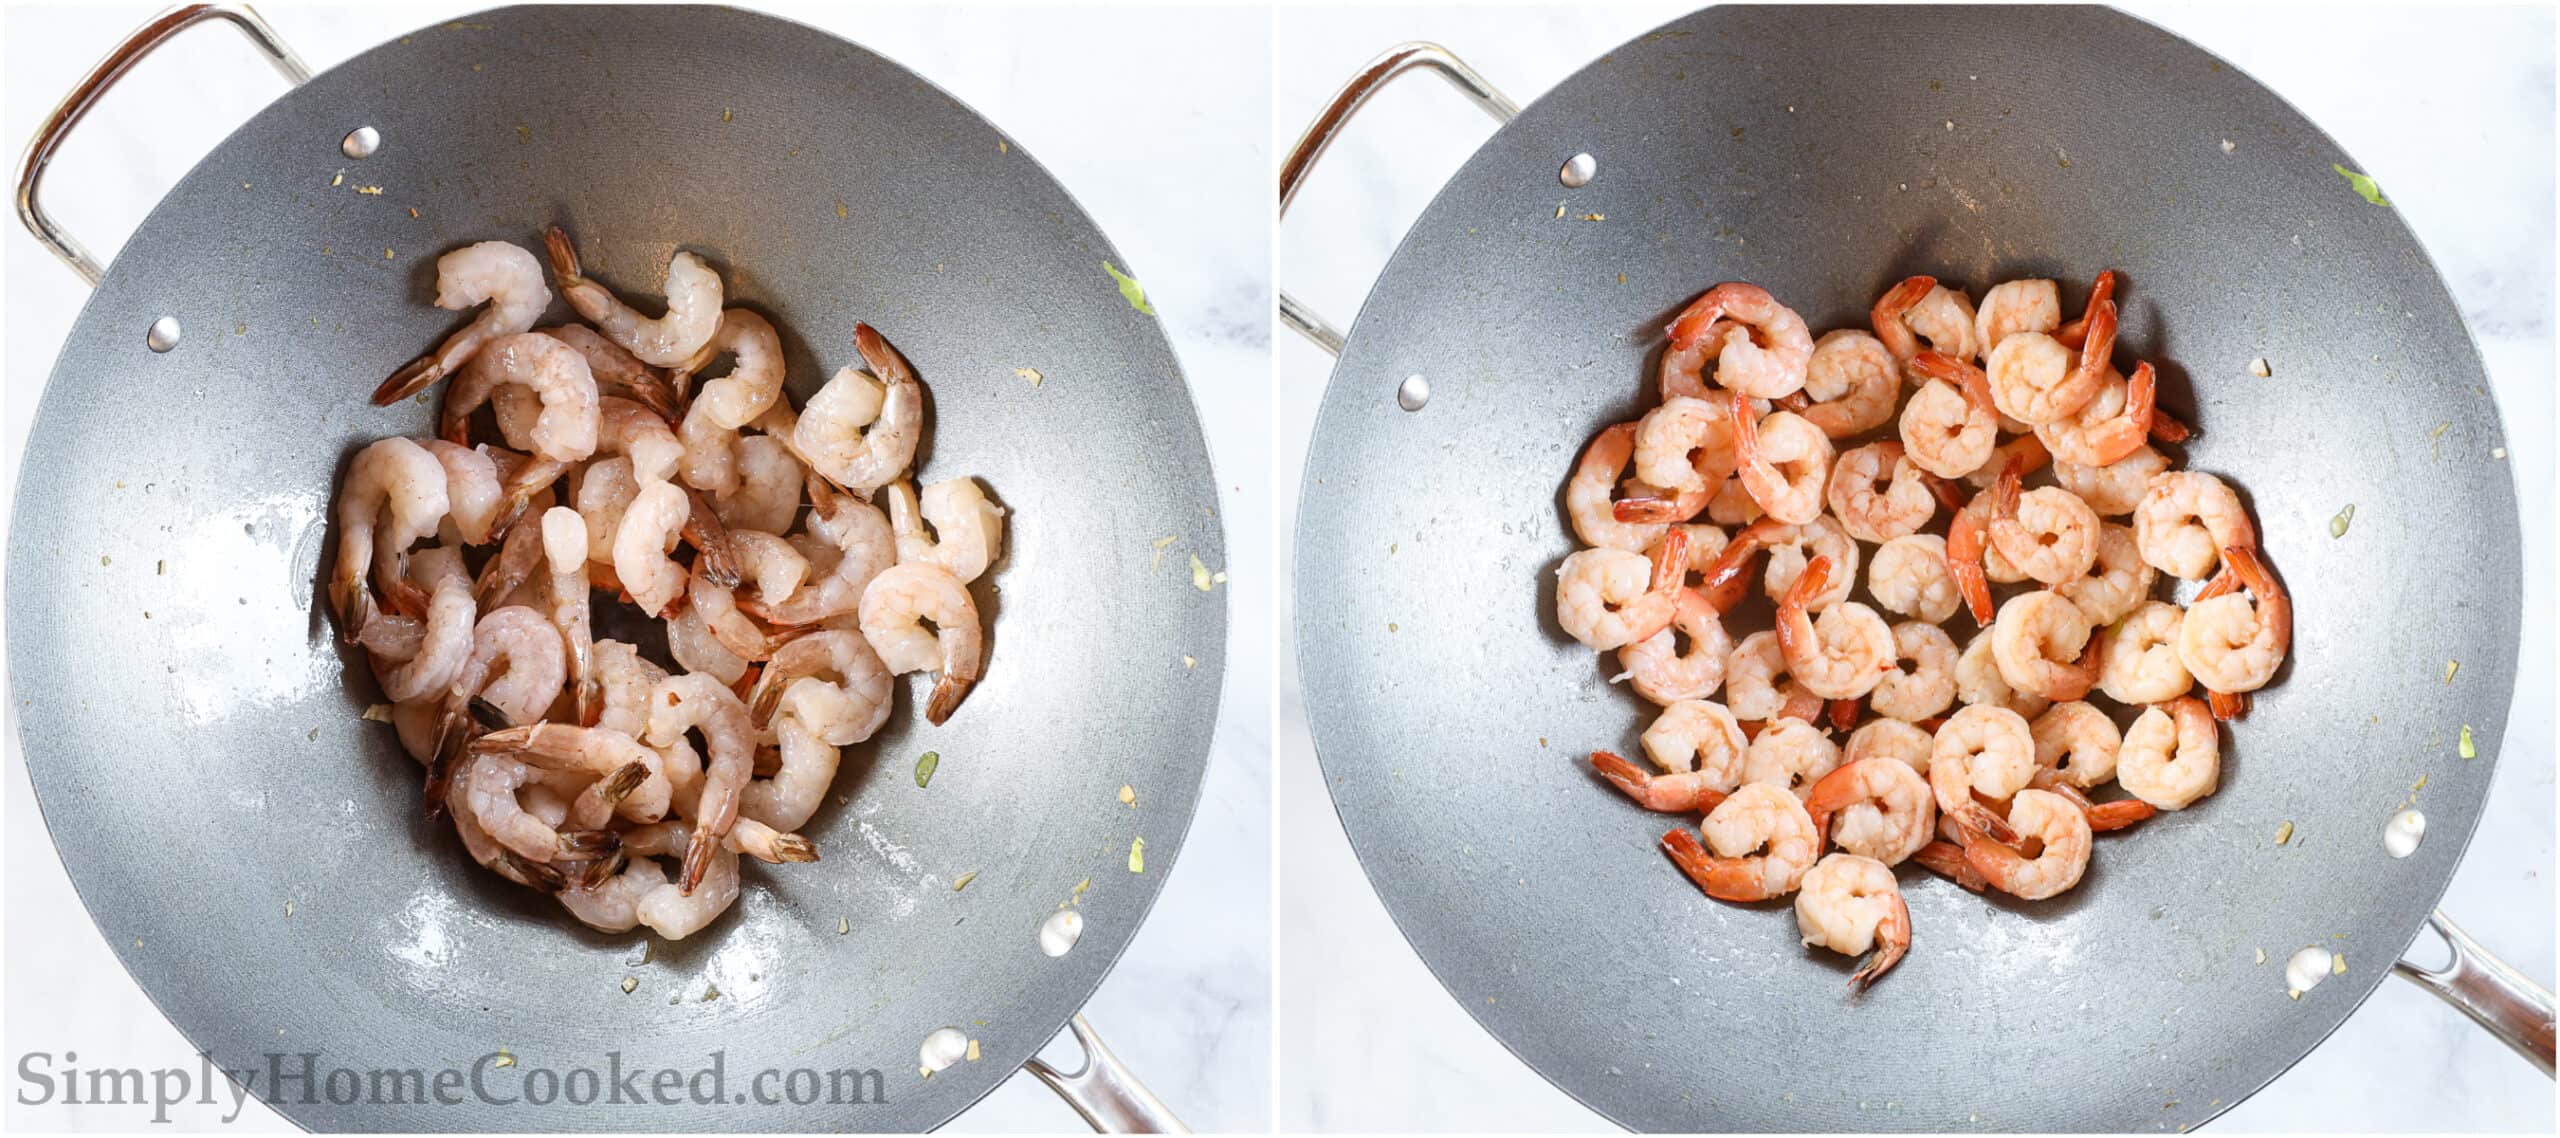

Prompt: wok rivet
xmin=342 ymin=126 xmax=381 ymax=159
xmin=146 ymin=316 xmax=181 ymax=353
xmin=1561 ymin=152 xmax=1598 ymax=188
xmin=1396 ymin=374 xmax=1431 ymax=412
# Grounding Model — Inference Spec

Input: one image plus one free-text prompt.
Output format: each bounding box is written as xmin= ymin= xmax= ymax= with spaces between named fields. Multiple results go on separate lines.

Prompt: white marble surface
xmin=1 ymin=3 xmax=1270 ymax=1131
xmin=1276 ymin=4 xmax=2555 ymax=1132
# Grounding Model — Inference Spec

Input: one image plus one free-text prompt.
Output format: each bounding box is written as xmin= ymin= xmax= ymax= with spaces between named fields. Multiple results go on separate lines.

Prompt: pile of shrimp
xmin=1559 ymin=274 xmax=2287 ymax=991
xmin=328 ymin=229 xmax=1003 ymax=940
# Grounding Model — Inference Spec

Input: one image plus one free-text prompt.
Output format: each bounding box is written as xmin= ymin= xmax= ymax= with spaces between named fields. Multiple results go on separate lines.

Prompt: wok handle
xmin=14 ymin=3 xmax=311 ymax=286
xmin=2394 ymin=909 xmax=2556 ymax=1076
xmin=1277 ymin=42 xmax=1520 ymax=356
xmin=1023 ymin=1013 xmax=1190 ymax=1133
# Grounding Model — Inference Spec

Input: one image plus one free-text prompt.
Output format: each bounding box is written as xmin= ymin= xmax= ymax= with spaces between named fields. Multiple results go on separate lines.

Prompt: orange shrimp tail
xmin=1775 ymin=391 xmax=1811 ymax=413
xmin=1801 ymin=759 xmax=1867 ymax=838
xmin=2055 ymin=270 xmax=2119 ymax=349
xmin=2150 ymin=407 xmax=2193 ymax=443
xmin=2208 ymin=688 xmax=2249 ymax=721
xmin=2086 ymin=798 xmax=2156 ymax=832
xmin=1647 ymin=528 xmax=1692 ymax=593
xmin=1945 ymin=506 xmax=1996 ymax=626
xmin=1957 ymin=799 xmax=2020 ymax=847
xmin=1612 ymin=489 xmax=1706 ymax=525
xmin=1589 ymin=749 xmax=1655 ymax=803
xmin=1660 ymin=828 xmax=1763 ymax=903
xmin=1727 ymin=387 xmax=1760 ymax=464
xmin=2074 ymin=298 xmax=2119 ymax=374
xmin=1849 ymin=894 xmax=1912 ymax=992
xmin=1697 ymin=520 xmax=1776 ymax=613
xmin=1913 ymin=840 xmax=1988 ymax=893
xmin=1828 ymin=698 xmax=1860 ymax=733
xmin=1923 ymin=471 xmax=1967 ymax=515
xmin=1779 ymin=687 xmax=1827 ymax=726
xmin=1870 ymin=276 xmax=1937 ymax=335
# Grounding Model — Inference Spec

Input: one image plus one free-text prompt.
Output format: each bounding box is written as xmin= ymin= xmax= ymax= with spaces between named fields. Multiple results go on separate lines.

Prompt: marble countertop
xmin=1276 ymin=3 xmax=2554 ymax=1132
xmin=0 ymin=3 xmax=1269 ymax=1131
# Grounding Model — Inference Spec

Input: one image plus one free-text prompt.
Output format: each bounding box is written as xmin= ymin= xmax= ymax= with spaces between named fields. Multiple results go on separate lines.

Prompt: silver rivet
xmin=1396 ymin=374 xmax=1430 ymax=412
xmin=342 ymin=126 xmax=380 ymax=159
xmin=1561 ymin=153 xmax=1597 ymax=188
xmin=146 ymin=316 xmax=182 ymax=352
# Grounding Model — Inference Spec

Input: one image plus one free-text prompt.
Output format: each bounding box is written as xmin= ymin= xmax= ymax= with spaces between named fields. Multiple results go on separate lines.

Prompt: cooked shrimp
xmin=544 ymin=227 xmax=723 ymax=367
xmin=1753 ymin=516 xmax=1856 ymax=611
xmin=1794 ymin=853 xmax=1912 ymax=990
xmin=643 ymin=674 xmax=756 ymax=892
xmin=376 ymin=241 xmax=552 ymax=403
xmin=2030 ymin=701 xmax=2119 ymax=789
xmin=1705 ymin=474 xmax=1762 ymax=526
xmin=672 ymin=308 xmax=785 ymax=429
xmin=370 ymin=547 xmax=476 ymax=703
xmin=469 ymin=721 xmax=673 ymax=824
xmin=1633 ymin=395 xmax=1739 ymax=494
xmin=1871 ymin=276 xmax=1978 ymax=371
xmin=749 ymin=480 xmax=896 ymax=627
xmin=859 ymin=562 xmax=985 ymax=724
xmin=1804 ymin=759 xmax=1934 ymax=867
xmin=1992 ymin=590 xmax=2097 ymax=701
xmin=1930 ymin=705 xmax=2034 ymax=841
xmin=749 ymin=630 xmax=894 ymax=745
xmin=1591 ymin=747 xmax=1729 ymax=814
xmin=1730 ymin=390 xmax=1832 ymax=525
xmin=2118 ymin=697 xmax=2220 ymax=809
xmin=1555 ymin=531 xmax=1689 ymax=651
xmin=2052 ymin=445 xmax=2169 ymax=517
xmin=1898 ymin=352 xmax=1999 ymax=479
xmin=2132 ymin=471 xmax=2255 ymax=580
xmin=2056 ymin=522 xmax=2153 ymax=626
xmin=1871 ymin=621 xmax=1957 ymax=723
xmin=1956 ymin=627 xmax=2049 ymax=719
xmin=1868 ymin=534 xmax=1961 ymax=625
xmin=1774 ymin=556 xmax=1894 ymax=700
xmin=1972 ymin=279 xmax=2061 ymax=360
xmin=1844 ymin=717 xmax=1933 ymax=773
xmin=887 ymin=476 xmax=1007 ymax=583
xmin=1741 ymin=717 xmax=1842 ymax=797
xmin=1567 ymin=422 xmax=1674 ymax=550
xmin=1958 ymin=787 xmax=2090 ymax=900
xmin=2178 ymin=544 xmax=2290 ymax=695
xmin=1637 ymin=699 xmax=1749 ymax=786
xmin=1617 ymin=588 xmax=1731 ymax=705
xmin=1798 ymin=330 xmax=1900 ymax=437
xmin=1987 ymin=468 xmax=2100 ymax=585
xmin=1826 ymin=442 xmax=1936 ymax=543
xmin=2036 ymin=361 xmax=2159 ymax=467
xmin=717 ymin=434 xmax=805 ymax=535
xmin=1962 ymin=432 xmax=2054 ymax=491
xmin=1663 ymin=782 xmax=1821 ymax=901
xmin=2095 ymin=601 xmax=2193 ymax=705
xmin=1943 ymin=479 xmax=1999 ymax=626
xmin=798 ymin=325 xmax=923 ymax=492
xmin=612 ymin=481 xmax=691 ymax=617
xmin=2053 ymin=270 xmax=2117 ymax=348
xmin=1726 ymin=630 xmax=1823 ymax=724
xmin=2026 ymin=774 xmax=2155 ymax=833
xmin=1983 ymin=331 xmax=2099 ymax=425
xmin=623 ymin=821 xmax=743 ymax=939
xmin=1665 ymin=282 xmax=1815 ymax=398
xmin=332 ymin=437 xmax=452 ymax=641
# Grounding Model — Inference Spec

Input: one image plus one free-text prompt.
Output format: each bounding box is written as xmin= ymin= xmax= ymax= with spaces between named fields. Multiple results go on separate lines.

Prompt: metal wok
xmin=10 ymin=4 xmax=1222 ymax=1130
xmin=1283 ymin=5 xmax=2548 ymax=1131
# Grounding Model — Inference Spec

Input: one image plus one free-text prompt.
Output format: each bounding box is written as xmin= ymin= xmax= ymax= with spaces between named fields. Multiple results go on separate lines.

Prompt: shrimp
xmin=1725 ymin=631 xmax=1823 ymax=724
xmin=1930 ymin=705 xmax=2034 ymax=842
xmin=1798 ymin=330 xmax=1899 ymax=438
xmin=1957 ymin=628 xmax=2049 ymax=720
xmin=1973 ymin=279 xmax=2061 ymax=360
xmin=666 ymin=602 xmax=749 ymax=686
xmin=1943 ymin=479 xmax=2000 ymax=626
xmin=1705 ymin=474 xmax=1762 ymax=526
xmin=468 ymin=721 xmax=673 ymax=824
xmin=1898 ymin=351 xmax=1999 ymax=479
xmin=1662 ymin=782 xmax=1821 ymax=901
xmin=376 ymin=241 xmax=553 ymax=403
xmin=886 ymin=476 xmax=1007 ymax=583
xmin=572 ymin=457 xmax=640 ymax=565
xmin=2027 ymin=774 xmax=2155 ymax=833
xmin=1617 ymin=589 xmax=1731 ymax=705
xmin=543 ymin=322 xmax=681 ymax=421
xmin=1755 ymin=516 xmax=1857 ymax=611
xmin=1804 ymin=759 xmax=1934 ymax=867
xmin=422 ymin=440 xmax=503 ymax=547
xmin=2052 ymin=445 xmax=2169 ymax=518
xmin=2030 ymin=701 xmax=2120 ymax=789
xmin=1987 ymin=468 xmax=2100 ymax=585
xmin=1729 ymin=389 xmax=1832 ymax=525
xmin=1871 ymin=621 xmax=1957 ymax=723
xmin=1844 ymin=718 xmax=1932 ymax=773
xmin=1963 ymin=432 xmax=2053 ymax=491
xmin=859 ymin=562 xmax=985 ymax=724
xmin=2036 ymin=361 xmax=2160 ymax=467
xmin=1794 ymin=853 xmax=1912 ymax=990
xmin=1983 ymin=331 xmax=2099 ymax=425
xmin=1741 ymin=717 xmax=1842 ymax=798
xmin=1637 ymin=699 xmax=1749 ymax=788
xmin=1555 ymin=531 xmax=1689 ymax=650
xmin=1957 ymin=787 xmax=2090 ymax=900
xmin=1871 ymin=276 xmax=1977 ymax=371
xmin=370 ymin=547 xmax=476 ymax=704
xmin=671 ymin=308 xmax=785 ymax=429
xmin=749 ymin=630 xmax=894 ymax=745
xmin=1775 ymin=556 xmax=1894 ymax=700
xmin=749 ymin=479 xmax=897 ymax=627
xmin=1591 ymin=747 xmax=1729 ymax=814
xmin=591 ymin=640 xmax=667 ymax=740
xmin=2056 ymin=522 xmax=2153 ymax=626
xmin=2132 ymin=471 xmax=2255 ymax=580
xmin=1868 ymin=534 xmax=1961 ymax=625
xmin=458 ymin=753 xmax=615 ymax=865
xmin=543 ymin=226 xmax=723 ymax=367
xmin=1632 ymin=396 xmax=1739 ymax=494
xmin=592 ymin=396 xmax=682 ymax=485
xmin=687 ymin=559 xmax=783 ymax=662
xmin=798 ymin=324 xmax=923 ymax=493
xmin=644 ymin=674 xmax=756 ymax=892
xmin=612 ymin=481 xmax=692 ymax=617
xmin=717 ymin=434 xmax=805 ymax=536
xmin=1664 ymin=282 xmax=1815 ymax=398
xmin=1646 ymin=523 xmax=1731 ymax=591
xmin=534 ymin=507 xmax=598 ymax=722
xmin=2118 ymin=697 xmax=2220 ymax=809
xmin=2096 ymin=601 xmax=2193 ymax=705
xmin=1567 ymin=423 xmax=1675 ymax=550
xmin=1992 ymin=590 xmax=2098 ymax=701
xmin=619 ymin=820 xmax=744 ymax=939
xmin=440 ymin=332 xmax=600 ymax=462
xmin=444 ymin=606 xmax=567 ymax=729
xmin=2178 ymin=544 xmax=2289 ymax=695
xmin=1825 ymin=442 xmax=1936 ymax=543
xmin=332 ymin=438 xmax=452 ymax=641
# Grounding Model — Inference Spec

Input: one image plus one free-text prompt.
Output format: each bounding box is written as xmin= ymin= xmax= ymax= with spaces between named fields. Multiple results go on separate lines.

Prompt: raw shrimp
xmin=376 ymin=241 xmax=552 ymax=403
xmin=612 ymin=481 xmax=691 ymax=617
xmin=1983 ymin=331 xmax=2098 ymax=425
xmin=2036 ymin=361 xmax=2159 ymax=467
xmin=544 ymin=323 xmax=680 ymax=422
xmin=371 ymin=547 xmax=475 ymax=703
xmin=459 ymin=753 xmax=613 ymax=864
xmin=2031 ymin=701 xmax=2120 ymax=789
xmin=1740 ymin=717 xmax=1842 ymax=797
xmin=1729 ymin=390 xmax=1833 ymax=525
xmin=2096 ymin=601 xmax=2193 ymax=705
xmin=1871 ymin=277 xmax=1978 ymax=370
xmin=544 ymin=227 xmax=724 ymax=367
xmin=1804 ymin=759 xmax=1935 ymax=867
xmin=2132 ymin=470 xmax=2255 ymax=580
xmin=673 ymin=308 xmax=785 ymax=429
xmin=1591 ymin=748 xmax=1729 ymax=814
xmin=574 ymin=457 xmax=641 ymax=565
xmin=751 ymin=481 xmax=897 ymax=627
xmin=1554 ymin=531 xmax=1689 ymax=651
xmin=1958 ymin=788 xmax=2090 ymax=900
xmin=444 ymin=606 xmax=567 ymax=734
xmin=423 ymin=440 xmax=503 ymax=546
xmin=749 ymin=629 xmax=894 ymax=746
xmin=536 ymin=507 xmax=597 ymax=722
xmin=1930 ymin=705 xmax=2035 ymax=841
xmin=1793 ymin=853 xmax=1912 ymax=990
xmin=1972 ymin=279 xmax=2061 ymax=359
xmin=2056 ymin=522 xmax=2153 ymax=626
xmin=887 ymin=476 xmax=1007 ymax=583
xmin=2052 ymin=445 xmax=2169 ymax=517
xmin=687 ymin=558 xmax=783 ymax=661
xmin=1991 ymin=590 xmax=2097 ymax=701
xmin=1616 ymin=589 xmax=1731 ymax=705
xmin=797 ymin=325 xmax=923 ymax=492
xmin=1567 ymin=423 xmax=1674 ymax=551
xmin=2118 ymin=697 xmax=2220 ymax=809
xmin=1725 ymin=631 xmax=1823 ymax=724
xmin=591 ymin=640 xmax=667 ymax=741
xmin=1826 ymin=442 xmax=1935 ymax=543
xmin=717 ymin=434 xmax=805 ymax=536
xmin=1870 ymin=621 xmax=1957 ymax=723
xmin=1797 ymin=330 xmax=1899 ymax=437
xmin=644 ymin=674 xmax=756 ymax=892
xmin=591 ymin=396 xmax=682 ymax=485
xmin=1956 ymin=627 xmax=2049 ymax=719
xmin=622 ymin=820 xmax=743 ymax=939
xmin=1843 ymin=718 xmax=1932 ymax=773
xmin=441 ymin=332 xmax=600 ymax=464
xmin=666 ymin=603 xmax=749 ymax=686
xmin=859 ymin=562 xmax=986 ymax=724
xmin=557 ymin=856 xmax=667 ymax=933
xmin=1898 ymin=352 xmax=1999 ymax=479
xmin=469 ymin=721 xmax=673 ymax=824
xmin=1637 ymin=699 xmax=1749 ymax=788
xmin=1662 ymin=782 xmax=1820 ymax=901
xmin=2178 ymin=544 xmax=2290 ymax=695
xmin=1664 ymin=282 xmax=1815 ymax=398
xmin=1633 ymin=395 xmax=1739 ymax=493
xmin=1757 ymin=516 xmax=1857 ymax=611
xmin=1868 ymin=534 xmax=1961 ymax=625
xmin=1987 ymin=467 xmax=2100 ymax=585
xmin=1774 ymin=556 xmax=1894 ymax=700
xmin=332 ymin=437 xmax=452 ymax=641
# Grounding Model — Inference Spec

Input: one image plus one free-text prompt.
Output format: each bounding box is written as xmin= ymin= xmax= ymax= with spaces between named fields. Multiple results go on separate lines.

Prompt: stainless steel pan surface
xmin=1285 ymin=5 xmax=2545 ymax=1131
xmin=10 ymin=5 xmax=1223 ymax=1130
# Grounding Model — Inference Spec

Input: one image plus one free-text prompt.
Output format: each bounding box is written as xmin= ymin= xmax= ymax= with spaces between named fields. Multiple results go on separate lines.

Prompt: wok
xmin=9 ymin=4 xmax=1222 ymax=1130
xmin=1282 ymin=5 xmax=2550 ymax=1131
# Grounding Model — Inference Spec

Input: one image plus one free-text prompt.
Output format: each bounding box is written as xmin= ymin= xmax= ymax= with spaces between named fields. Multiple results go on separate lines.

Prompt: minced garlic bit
xmin=2444 ymin=660 xmax=2459 ymax=684
xmin=835 ymin=200 xmax=848 ymax=219
xmin=953 ymin=871 xmax=977 ymax=891
xmin=2458 ymin=725 xmax=2476 ymax=759
xmin=2329 ymin=504 xmax=2354 ymax=538
xmin=494 ymin=1048 xmax=514 ymax=1069
xmin=1118 ymin=784 xmax=1135 ymax=806
xmin=2274 ymin=821 xmax=2293 ymax=845
xmin=2254 ymin=947 xmax=2267 ymax=965
xmin=1073 ymin=876 xmax=1091 ymax=899
xmin=838 ymin=917 xmax=849 ymax=935
xmin=2492 ymin=446 xmax=2508 ymax=459
xmin=701 ymin=983 xmax=721 ymax=1001
xmin=356 ymin=186 xmax=383 ymax=196
xmin=1128 ymin=836 xmax=1146 ymax=873
xmin=361 ymin=704 xmax=395 ymax=722
xmin=1190 ymin=554 xmax=1213 ymax=591
xmin=2332 ymin=953 xmax=2347 ymax=975
xmin=330 ymin=172 xmax=344 ymax=187
xmin=1015 ymin=366 xmax=1043 ymax=386
xmin=2248 ymin=357 xmax=2270 ymax=378
xmin=384 ymin=248 xmax=395 ymax=260
xmin=2221 ymin=138 xmax=2236 ymax=153
xmin=966 ymin=1039 xmax=981 ymax=1062
xmin=283 ymin=899 xmax=295 ymax=918
xmin=1554 ymin=202 xmax=1566 ymax=219
xmin=620 ymin=976 xmax=638 ymax=994
xmin=1181 ymin=655 xmax=1195 ymax=669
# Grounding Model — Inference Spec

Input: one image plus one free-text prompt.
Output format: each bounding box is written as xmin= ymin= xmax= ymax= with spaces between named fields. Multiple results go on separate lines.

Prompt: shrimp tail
xmin=1646 ymin=528 xmax=1692 ymax=593
xmin=924 ymin=671 xmax=975 ymax=725
xmin=1848 ymin=893 xmax=1911 ymax=992
xmin=2086 ymin=798 xmax=2156 ymax=832
xmin=1828 ymin=698 xmax=1860 ymax=733
xmin=594 ymin=761 xmax=650 ymax=811
xmin=678 ymin=826 xmax=719 ymax=895
xmin=2208 ymin=688 xmax=2249 ymax=721
xmin=763 ymin=832 xmax=821 ymax=864
xmin=1774 ymin=554 xmax=1833 ymax=669
xmin=2054 ymin=270 xmax=2118 ymax=349
xmin=683 ymin=489 xmax=742 ymax=588
xmin=2089 ymin=361 xmax=2160 ymax=467
xmin=575 ymin=848 xmax=629 ymax=891
xmin=494 ymin=850 xmax=567 ymax=892
xmin=1612 ymin=485 xmax=1709 ymax=525
xmin=1945 ymin=501 xmax=1996 ymax=626
xmin=1913 ymin=840 xmax=1988 ymax=892
xmin=333 ymin=574 xmax=377 ymax=645
xmin=542 ymin=226 xmax=586 ymax=286
xmin=557 ymin=828 xmax=623 ymax=857
xmin=1661 ymin=828 xmax=1764 ymax=903
xmin=375 ymin=355 xmax=444 ymax=406
xmin=2150 ymin=407 xmax=2193 ymax=443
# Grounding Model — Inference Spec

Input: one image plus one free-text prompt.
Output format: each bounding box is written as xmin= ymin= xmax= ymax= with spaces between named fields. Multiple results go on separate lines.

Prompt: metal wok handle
xmin=1277 ymin=42 xmax=1520 ymax=355
xmin=2395 ymin=909 xmax=2556 ymax=1076
xmin=1023 ymin=1013 xmax=1189 ymax=1133
xmin=14 ymin=3 xmax=311 ymax=285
